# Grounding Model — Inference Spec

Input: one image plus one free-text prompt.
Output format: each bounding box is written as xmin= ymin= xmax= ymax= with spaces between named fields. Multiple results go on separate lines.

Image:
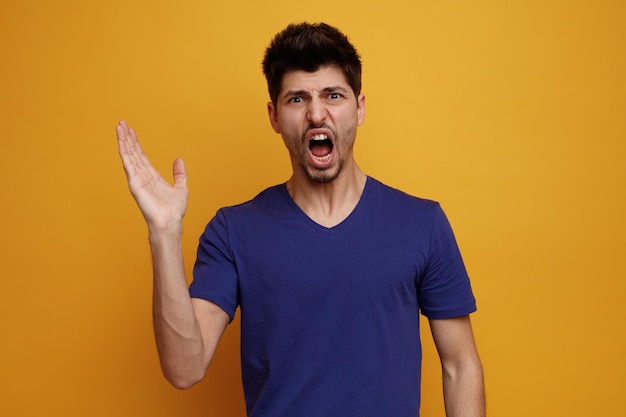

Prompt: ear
xmin=357 ymin=94 xmax=366 ymax=126
xmin=267 ymin=102 xmax=280 ymax=133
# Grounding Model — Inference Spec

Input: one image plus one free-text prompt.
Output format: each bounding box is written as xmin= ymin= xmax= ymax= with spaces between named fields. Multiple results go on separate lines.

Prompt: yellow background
xmin=1 ymin=0 xmax=624 ymax=416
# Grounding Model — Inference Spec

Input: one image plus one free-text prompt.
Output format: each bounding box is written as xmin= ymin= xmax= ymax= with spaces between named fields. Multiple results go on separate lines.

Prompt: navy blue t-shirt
xmin=190 ymin=177 xmax=476 ymax=417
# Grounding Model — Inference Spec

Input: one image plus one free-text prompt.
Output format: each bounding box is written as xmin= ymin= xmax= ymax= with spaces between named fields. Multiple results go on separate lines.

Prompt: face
xmin=268 ymin=65 xmax=366 ymax=184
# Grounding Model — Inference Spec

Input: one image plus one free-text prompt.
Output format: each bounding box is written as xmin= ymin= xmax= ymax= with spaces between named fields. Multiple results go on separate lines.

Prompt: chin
xmin=309 ymin=174 xmax=338 ymax=184
xmin=305 ymin=164 xmax=342 ymax=184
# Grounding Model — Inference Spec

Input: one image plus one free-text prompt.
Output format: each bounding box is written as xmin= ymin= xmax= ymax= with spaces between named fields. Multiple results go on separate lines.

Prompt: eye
xmin=288 ymin=96 xmax=302 ymax=103
xmin=329 ymin=93 xmax=341 ymax=99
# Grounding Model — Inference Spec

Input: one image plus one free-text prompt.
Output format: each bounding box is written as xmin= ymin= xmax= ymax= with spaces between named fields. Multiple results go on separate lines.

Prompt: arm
xmin=429 ymin=315 xmax=485 ymax=417
xmin=116 ymin=120 xmax=229 ymax=389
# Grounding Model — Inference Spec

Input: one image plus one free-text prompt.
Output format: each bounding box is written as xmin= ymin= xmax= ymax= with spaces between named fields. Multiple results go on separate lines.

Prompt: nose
xmin=306 ymin=97 xmax=328 ymax=125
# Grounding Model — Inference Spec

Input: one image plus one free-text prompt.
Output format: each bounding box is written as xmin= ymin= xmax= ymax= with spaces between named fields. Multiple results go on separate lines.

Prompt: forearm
xmin=149 ymin=226 xmax=207 ymax=389
xmin=116 ymin=121 xmax=213 ymax=387
xmin=442 ymin=357 xmax=485 ymax=417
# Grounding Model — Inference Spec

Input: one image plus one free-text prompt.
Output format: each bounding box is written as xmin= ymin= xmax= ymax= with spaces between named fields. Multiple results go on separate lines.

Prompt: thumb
xmin=172 ymin=157 xmax=187 ymax=188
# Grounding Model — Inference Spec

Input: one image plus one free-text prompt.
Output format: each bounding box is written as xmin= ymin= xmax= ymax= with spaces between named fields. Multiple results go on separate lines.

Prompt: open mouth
xmin=309 ymin=134 xmax=333 ymax=159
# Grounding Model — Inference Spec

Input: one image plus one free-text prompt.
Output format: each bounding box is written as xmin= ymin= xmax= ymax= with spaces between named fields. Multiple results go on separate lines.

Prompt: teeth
xmin=314 ymin=153 xmax=332 ymax=162
xmin=311 ymin=134 xmax=328 ymax=141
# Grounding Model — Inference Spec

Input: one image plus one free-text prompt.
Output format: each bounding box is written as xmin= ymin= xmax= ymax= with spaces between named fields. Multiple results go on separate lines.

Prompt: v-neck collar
xmin=280 ymin=176 xmax=373 ymax=235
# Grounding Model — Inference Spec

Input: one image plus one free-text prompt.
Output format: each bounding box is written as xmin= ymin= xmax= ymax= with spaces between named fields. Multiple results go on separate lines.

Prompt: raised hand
xmin=116 ymin=120 xmax=188 ymax=232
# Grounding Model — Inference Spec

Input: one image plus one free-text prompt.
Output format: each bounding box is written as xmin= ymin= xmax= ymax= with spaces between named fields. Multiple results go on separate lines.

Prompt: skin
xmin=117 ymin=65 xmax=485 ymax=416
xmin=267 ymin=65 xmax=367 ymax=228
xmin=431 ymin=316 xmax=486 ymax=417
xmin=116 ymin=121 xmax=229 ymax=389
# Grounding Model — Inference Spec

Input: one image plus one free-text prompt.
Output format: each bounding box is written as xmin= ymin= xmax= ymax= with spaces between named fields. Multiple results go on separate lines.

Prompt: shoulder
xmin=353 ymin=177 xmax=452 ymax=243
xmin=208 ymin=183 xmax=292 ymax=231
xmin=219 ymin=183 xmax=288 ymax=214
xmin=365 ymin=176 xmax=443 ymax=217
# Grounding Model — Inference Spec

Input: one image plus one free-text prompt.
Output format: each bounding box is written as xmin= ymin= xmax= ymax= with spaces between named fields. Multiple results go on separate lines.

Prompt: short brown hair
xmin=262 ymin=22 xmax=362 ymax=105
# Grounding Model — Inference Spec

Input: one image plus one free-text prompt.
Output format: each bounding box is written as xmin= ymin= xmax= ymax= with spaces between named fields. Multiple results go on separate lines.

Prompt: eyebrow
xmin=282 ymin=85 xmax=350 ymax=99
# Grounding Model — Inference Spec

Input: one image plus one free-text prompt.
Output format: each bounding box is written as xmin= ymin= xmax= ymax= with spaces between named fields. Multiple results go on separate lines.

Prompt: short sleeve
xmin=417 ymin=205 xmax=477 ymax=319
xmin=189 ymin=209 xmax=239 ymax=321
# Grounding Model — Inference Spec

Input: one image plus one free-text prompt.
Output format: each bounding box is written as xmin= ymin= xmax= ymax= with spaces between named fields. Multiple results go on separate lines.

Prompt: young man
xmin=117 ymin=22 xmax=485 ymax=417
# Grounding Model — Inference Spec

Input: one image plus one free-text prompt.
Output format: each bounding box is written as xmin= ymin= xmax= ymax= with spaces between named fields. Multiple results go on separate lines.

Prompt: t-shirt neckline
xmin=280 ymin=176 xmax=374 ymax=235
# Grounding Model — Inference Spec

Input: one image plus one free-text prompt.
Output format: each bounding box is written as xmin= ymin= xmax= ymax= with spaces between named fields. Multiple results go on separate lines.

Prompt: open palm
xmin=116 ymin=120 xmax=188 ymax=231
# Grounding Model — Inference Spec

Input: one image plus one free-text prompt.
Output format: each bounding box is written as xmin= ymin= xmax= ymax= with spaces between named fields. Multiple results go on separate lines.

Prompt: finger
xmin=116 ymin=121 xmax=134 ymax=175
xmin=118 ymin=120 xmax=152 ymax=163
xmin=116 ymin=121 xmax=128 ymax=154
xmin=116 ymin=120 xmax=141 ymax=155
xmin=116 ymin=120 xmax=141 ymax=158
xmin=127 ymin=128 xmax=157 ymax=179
xmin=117 ymin=121 xmax=153 ymax=183
xmin=172 ymin=157 xmax=187 ymax=189
xmin=128 ymin=127 xmax=144 ymax=154
xmin=116 ymin=121 xmax=140 ymax=179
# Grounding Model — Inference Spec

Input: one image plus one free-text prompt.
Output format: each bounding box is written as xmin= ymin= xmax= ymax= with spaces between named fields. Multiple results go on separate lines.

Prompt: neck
xmin=287 ymin=164 xmax=367 ymax=228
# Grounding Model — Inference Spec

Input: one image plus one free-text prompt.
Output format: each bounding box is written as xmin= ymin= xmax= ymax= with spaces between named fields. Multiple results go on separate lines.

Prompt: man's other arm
xmin=429 ymin=315 xmax=486 ymax=417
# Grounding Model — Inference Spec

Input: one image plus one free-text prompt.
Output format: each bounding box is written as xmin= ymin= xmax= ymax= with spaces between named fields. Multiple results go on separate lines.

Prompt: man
xmin=117 ymin=22 xmax=485 ymax=417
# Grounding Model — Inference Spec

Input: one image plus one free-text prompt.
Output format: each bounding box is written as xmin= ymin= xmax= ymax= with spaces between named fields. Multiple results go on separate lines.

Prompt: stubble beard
xmin=302 ymin=157 xmax=344 ymax=184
